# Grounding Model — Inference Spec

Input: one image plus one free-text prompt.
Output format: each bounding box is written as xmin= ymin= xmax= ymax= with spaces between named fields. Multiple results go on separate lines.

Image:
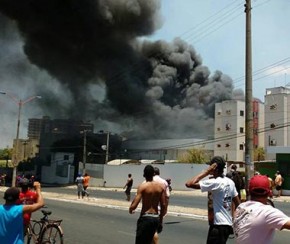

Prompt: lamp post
xmin=0 ymin=91 xmax=41 ymax=186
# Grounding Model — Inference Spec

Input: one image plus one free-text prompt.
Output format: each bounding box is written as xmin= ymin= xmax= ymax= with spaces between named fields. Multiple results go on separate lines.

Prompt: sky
xmin=150 ymin=0 xmax=290 ymax=100
xmin=0 ymin=0 xmax=289 ymax=149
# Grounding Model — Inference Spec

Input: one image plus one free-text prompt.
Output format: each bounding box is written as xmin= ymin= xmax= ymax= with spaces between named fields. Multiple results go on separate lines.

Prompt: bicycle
xmin=24 ymin=209 xmax=64 ymax=244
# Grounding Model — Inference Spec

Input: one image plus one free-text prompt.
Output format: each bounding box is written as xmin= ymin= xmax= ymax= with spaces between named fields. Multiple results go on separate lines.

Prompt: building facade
xmin=264 ymin=86 xmax=290 ymax=159
xmin=214 ymin=99 xmax=264 ymax=161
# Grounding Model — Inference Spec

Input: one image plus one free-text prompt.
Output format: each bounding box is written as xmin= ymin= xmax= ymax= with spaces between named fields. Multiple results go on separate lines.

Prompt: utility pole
xmin=244 ymin=0 xmax=254 ymax=190
xmin=105 ymin=132 xmax=110 ymax=164
xmin=82 ymin=130 xmax=88 ymax=174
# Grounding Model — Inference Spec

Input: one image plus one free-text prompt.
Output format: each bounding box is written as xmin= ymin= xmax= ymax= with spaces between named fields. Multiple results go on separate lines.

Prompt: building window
xmin=217 ymin=144 xmax=221 ymax=148
xmin=240 ymin=110 xmax=244 ymax=116
xmin=217 ymin=127 xmax=221 ymax=131
xmin=225 ymin=143 xmax=230 ymax=147
xmin=240 ymin=127 xmax=244 ymax=133
xmin=270 ymin=104 xmax=277 ymax=110
xmin=270 ymin=123 xmax=276 ymax=129
xmin=270 ymin=139 xmax=277 ymax=146
xmin=226 ymin=110 xmax=231 ymax=115
xmin=225 ymin=123 xmax=231 ymax=131
xmin=217 ymin=111 xmax=221 ymax=115
xmin=64 ymin=155 xmax=69 ymax=160
xmin=239 ymin=144 xmax=244 ymax=150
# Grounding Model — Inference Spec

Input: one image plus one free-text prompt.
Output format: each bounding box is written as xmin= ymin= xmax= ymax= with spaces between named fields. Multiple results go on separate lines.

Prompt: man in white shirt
xmin=233 ymin=174 xmax=290 ymax=244
xmin=185 ymin=156 xmax=240 ymax=244
xmin=152 ymin=167 xmax=170 ymax=244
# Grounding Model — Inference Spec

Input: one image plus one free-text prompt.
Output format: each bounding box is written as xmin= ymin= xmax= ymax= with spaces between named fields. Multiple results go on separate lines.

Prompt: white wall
xmin=103 ymin=163 xmax=209 ymax=190
xmin=42 ymin=164 xmax=75 ymax=184
xmin=41 ymin=152 xmax=75 ymax=184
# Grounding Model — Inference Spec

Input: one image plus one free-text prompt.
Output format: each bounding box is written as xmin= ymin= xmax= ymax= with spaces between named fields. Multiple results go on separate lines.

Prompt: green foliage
xmin=254 ymin=147 xmax=265 ymax=161
xmin=177 ymin=148 xmax=210 ymax=164
xmin=0 ymin=148 xmax=12 ymax=160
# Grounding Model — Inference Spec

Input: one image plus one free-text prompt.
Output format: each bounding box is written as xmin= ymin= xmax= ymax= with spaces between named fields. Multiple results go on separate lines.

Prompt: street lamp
xmin=0 ymin=91 xmax=41 ymax=186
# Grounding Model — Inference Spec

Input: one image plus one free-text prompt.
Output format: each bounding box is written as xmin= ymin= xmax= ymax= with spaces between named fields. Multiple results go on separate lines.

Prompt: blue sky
xmin=147 ymin=0 xmax=290 ymax=101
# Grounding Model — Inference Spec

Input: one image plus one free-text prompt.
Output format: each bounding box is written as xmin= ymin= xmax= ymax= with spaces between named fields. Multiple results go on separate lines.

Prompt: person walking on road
xmin=274 ymin=171 xmax=283 ymax=197
xmin=82 ymin=173 xmax=91 ymax=198
xmin=233 ymin=175 xmax=290 ymax=244
xmin=75 ymin=173 xmax=84 ymax=199
xmin=185 ymin=156 xmax=240 ymax=244
xmin=124 ymin=173 xmax=133 ymax=201
xmin=0 ymin=182 xmax=44 ymax=243
xmin=129 ymin=165 xmax=166 ymax=244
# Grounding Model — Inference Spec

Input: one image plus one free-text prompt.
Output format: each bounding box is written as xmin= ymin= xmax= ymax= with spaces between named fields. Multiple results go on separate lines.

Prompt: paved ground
xmin=1 ymin=186 xmax=289 ymax=220
xmin=40 ymin=186 xmax=290 ymax=220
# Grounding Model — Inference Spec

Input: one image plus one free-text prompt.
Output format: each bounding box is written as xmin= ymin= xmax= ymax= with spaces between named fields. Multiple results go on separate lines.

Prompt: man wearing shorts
xmin=274 ymin=171 xmax=283 ymax=197
xmin=124 ymin=173 xmax=133 ymax=201
xmin=129 ymin=165 xmax=166 ymax=244
xmin=185 ymin=156 xmax=240 ymax=244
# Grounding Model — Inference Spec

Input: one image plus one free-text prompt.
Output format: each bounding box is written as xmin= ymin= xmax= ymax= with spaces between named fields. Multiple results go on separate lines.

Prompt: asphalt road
xmin=42 ymin=186 xmax=208 ymax=209
xmin=0 ymin=187 xmax=290 ymax=243
xmin=22 ymin=199 xmax=290 ymax=244
xmin=42 ymin=186 xmax=290 ymax=216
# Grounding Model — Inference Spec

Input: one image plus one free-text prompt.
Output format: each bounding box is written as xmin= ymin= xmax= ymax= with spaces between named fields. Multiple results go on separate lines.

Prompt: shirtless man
xmin=129 ymin=165 xmax=166 ymax=244
xmin=274 ymin=171 xmax=283 ymax=197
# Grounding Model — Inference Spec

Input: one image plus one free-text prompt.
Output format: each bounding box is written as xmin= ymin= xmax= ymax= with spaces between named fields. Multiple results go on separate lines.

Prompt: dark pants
xmin=206 ymin=225 xmax=233 ymax=244
xmin=135 ymin=216 xmax=159 ymax=244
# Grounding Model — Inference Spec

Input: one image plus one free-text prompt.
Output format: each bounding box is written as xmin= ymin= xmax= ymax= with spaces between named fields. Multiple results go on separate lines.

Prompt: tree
xmin=0 ymin=148 xmax=12 ymax=160
xmin=0 ymin=148 xmax=13 ymax=167
xmin=178 ymin=148 xmax=210 ymax=164
xmin=254 ymin=147 xmax=265 ymax=161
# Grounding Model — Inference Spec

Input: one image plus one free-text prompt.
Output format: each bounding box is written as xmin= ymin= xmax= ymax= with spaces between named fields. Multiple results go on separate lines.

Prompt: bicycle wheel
xmin=39 ymin=224 xmax=64 ymax=244
xmin=24 ymin=227 xmax=39 ymax=244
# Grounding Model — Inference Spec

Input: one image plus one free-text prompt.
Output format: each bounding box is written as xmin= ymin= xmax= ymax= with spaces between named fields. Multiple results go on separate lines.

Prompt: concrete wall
xmin=102 ymin=163 xmax=208 ymax=190
xmin=42 ymin=164 xmax=75 ymax=184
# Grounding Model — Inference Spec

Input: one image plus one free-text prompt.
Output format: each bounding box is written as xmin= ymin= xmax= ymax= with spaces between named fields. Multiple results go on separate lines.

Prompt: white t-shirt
xmin=200 ymin=176 xmax=238 ymax=226
xmin=234 ymin=201 xmax=290 ymax=244
xmin=153 ymin=175 xmax=170 ymax=197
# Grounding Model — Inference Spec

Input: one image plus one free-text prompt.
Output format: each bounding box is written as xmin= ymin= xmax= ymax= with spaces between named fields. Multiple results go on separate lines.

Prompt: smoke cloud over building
xmin=0 ymin=0 xmax=243 ymax=142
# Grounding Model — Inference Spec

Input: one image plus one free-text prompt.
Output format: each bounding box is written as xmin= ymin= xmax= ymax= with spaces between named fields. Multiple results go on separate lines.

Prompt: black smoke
xmin=0 ymin=0 xmax=243 ymax=140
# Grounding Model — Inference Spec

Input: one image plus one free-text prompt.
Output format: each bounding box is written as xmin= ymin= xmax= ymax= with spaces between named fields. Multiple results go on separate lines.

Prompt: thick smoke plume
xmin=0 ymin=0 xmax=243 ymax=142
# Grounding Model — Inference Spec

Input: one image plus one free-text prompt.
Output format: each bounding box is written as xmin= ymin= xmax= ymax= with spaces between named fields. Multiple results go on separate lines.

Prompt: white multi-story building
xmin=265 ymin=86 xmax=290 ymax=159
xmin=214 ymin=99 xmax=264 ymax=161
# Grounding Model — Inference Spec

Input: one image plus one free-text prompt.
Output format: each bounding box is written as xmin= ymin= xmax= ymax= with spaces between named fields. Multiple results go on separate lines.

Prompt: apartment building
xmin=264 ymin=86 xmax=290 ymax=159
xmin=214 ymin=99 xmax=264 ymax=161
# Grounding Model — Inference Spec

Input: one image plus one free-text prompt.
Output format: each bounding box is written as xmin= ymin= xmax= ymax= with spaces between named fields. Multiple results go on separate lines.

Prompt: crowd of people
xmin=0 ymin=160 xmax=289 ymax=243
xmin=129 ymin=157 xmax=290 ymax=244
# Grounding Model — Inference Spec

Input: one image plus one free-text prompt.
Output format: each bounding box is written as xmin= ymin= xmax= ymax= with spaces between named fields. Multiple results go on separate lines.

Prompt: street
xmin=1 ymin=187 xmax=290 ymax=243
xmin=24 ymin=199 xmax=290 ymax=244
